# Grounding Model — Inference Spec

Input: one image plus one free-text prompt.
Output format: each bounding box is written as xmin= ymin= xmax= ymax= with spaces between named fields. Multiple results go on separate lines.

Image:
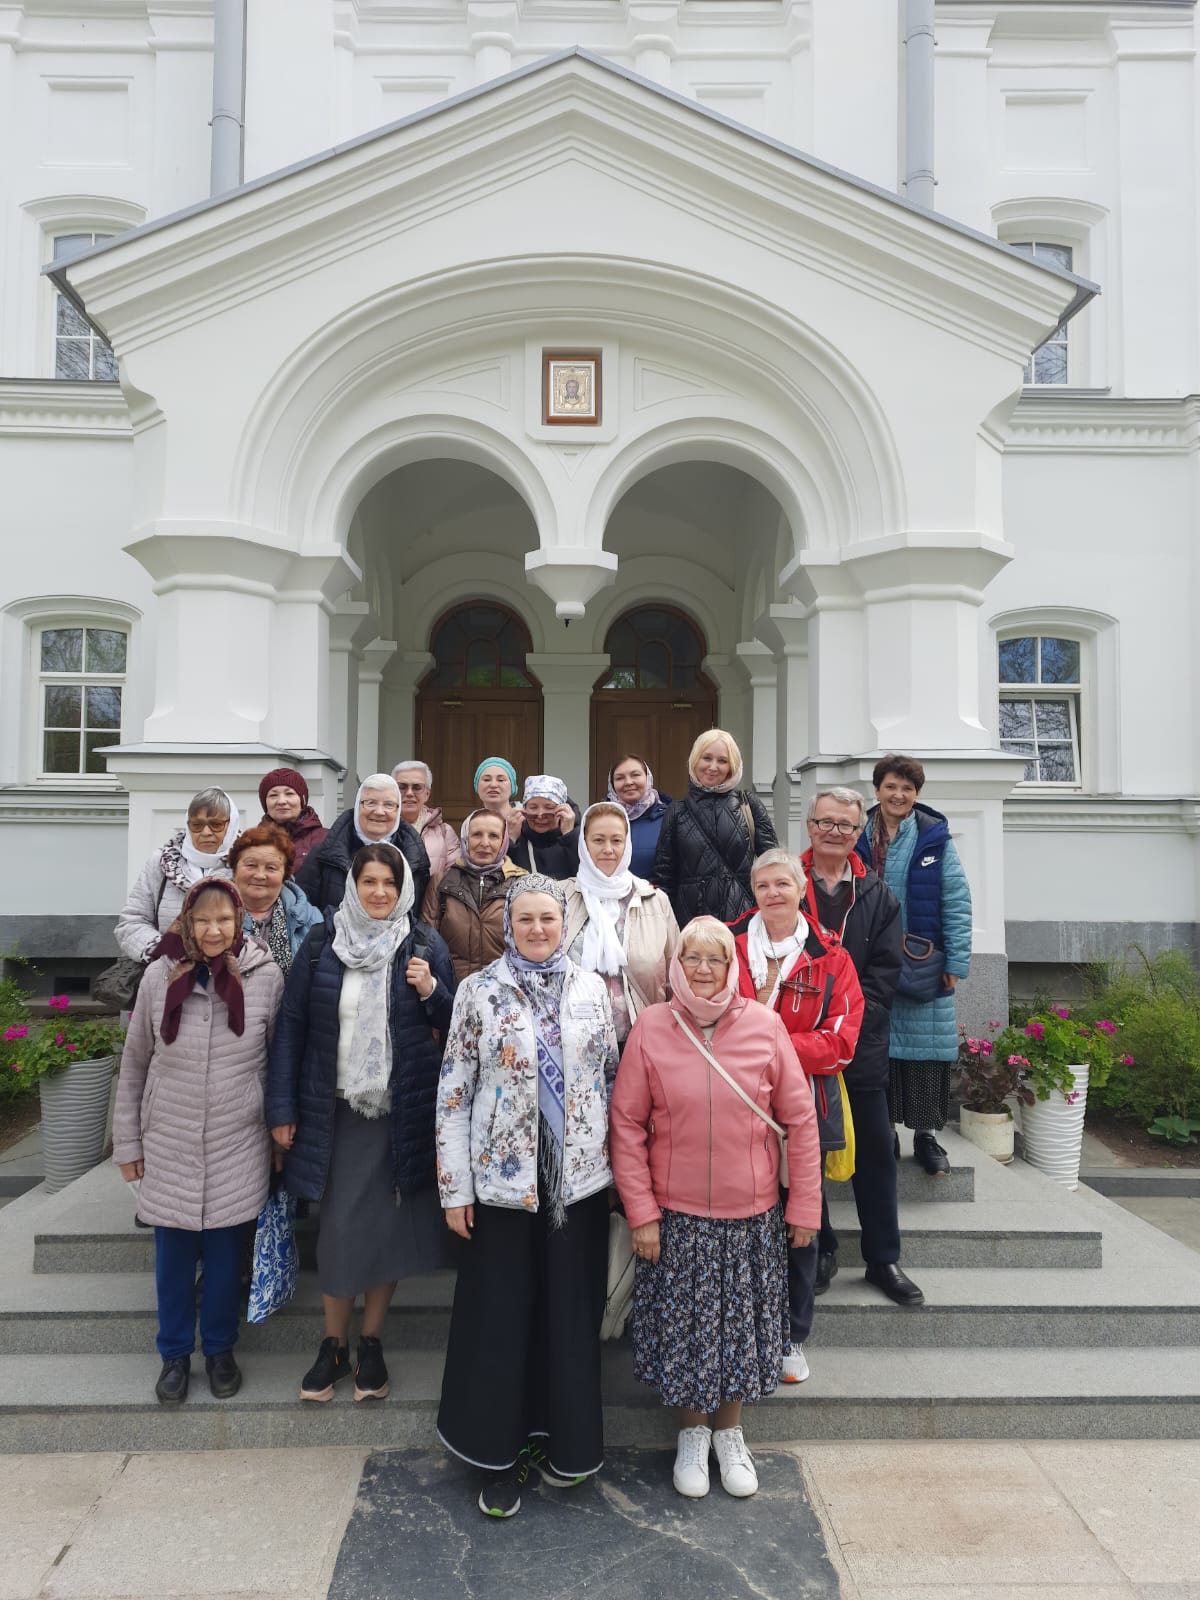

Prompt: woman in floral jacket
xmin=435 ymin=874 xmax=618 ymax=1520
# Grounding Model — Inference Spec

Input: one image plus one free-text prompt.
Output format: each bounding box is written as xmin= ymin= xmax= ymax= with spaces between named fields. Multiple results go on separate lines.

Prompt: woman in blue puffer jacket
xmin=855 ymin=755 xmax=972 ymax=1178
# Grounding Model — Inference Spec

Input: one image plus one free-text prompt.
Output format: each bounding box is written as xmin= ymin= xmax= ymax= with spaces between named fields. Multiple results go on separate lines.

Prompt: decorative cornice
xmin=1004 ymin=796 xmax=1200 ymax=833
xmin=1003 ymin=393 xmax=1200 ymax=454
xmin=0 ymin=787 xmax=130 ymax=824
xmin=0 ymin=381 xmax=131 ymax=439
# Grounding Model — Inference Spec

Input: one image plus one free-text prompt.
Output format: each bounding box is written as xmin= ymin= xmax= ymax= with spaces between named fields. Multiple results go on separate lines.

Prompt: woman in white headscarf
xmin=267 ymin=841 xmax=456 ymax=1405
xmin=295 ymin=772 xmax=431 ymax=914
xmin=563 ymin=802 xmax=678 ymax=1049
xmin=116 ymin=786 xmax=242 ymax=963
xmin=506 ymin=773 xmax=582 ymax=879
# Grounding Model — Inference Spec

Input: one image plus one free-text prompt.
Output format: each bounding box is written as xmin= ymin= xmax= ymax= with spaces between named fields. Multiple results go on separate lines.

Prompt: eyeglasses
xmin=394 ymin=783 xmax=427 ymax=794
xmin=361 ymin=801 xmax=399 ymax=814
xmin=680 ymin=954 xmax=729 ymax=971
xmin=810 ymin=818 xmax=860 ymax=837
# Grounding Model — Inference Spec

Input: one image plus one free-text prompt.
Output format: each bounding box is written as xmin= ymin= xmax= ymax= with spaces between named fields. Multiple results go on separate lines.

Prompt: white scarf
xmin=746 ymin=910 xmax=806 ymax=1010
xmin=330 ymin=850 xmax=414 ymax=1119
xmin=574 ymin=804 xmax=634 ymax=977
xmin=352 ymin=774 xmax=403 ymax=849
xmin=179 ymin=793 xmax=241 ymax=883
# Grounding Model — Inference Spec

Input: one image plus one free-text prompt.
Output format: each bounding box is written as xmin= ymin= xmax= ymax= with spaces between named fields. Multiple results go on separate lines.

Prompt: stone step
xmin=826 ymin=1161 xmax=974 ymax=1203
xmin=1 ymin=1345 xmax=1196 ymax=1454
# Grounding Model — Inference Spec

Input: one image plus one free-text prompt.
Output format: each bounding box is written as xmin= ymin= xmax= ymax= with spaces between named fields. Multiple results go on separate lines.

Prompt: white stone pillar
xmin=381 ymin=651 xmax=434 ymax=775
xmin=357 ymin=639 xmax=398 ymax=779
xmin=736 ymin=640 xmax=778 ymax=795
xmin=323 ymin=599 xmax=374 ymax=790
xmin=700 ymin=653 xmax=750 ymax=757
xmin=243 ymin=0 xmax=335 ymax=180
xmin=932 ymin=20 xmax=994 ymax=231
xmin=468 ymin=2 xmax=516 ymax=82
xmin=147 ymin=8 xmax=213 ymax=213
xmin=630 ymin=36 xmax=675 ymax=88
xmin=754 ymin=605 xmax=810 ymax=847
xmin=525 ymin=654 xmax=609 ymax=804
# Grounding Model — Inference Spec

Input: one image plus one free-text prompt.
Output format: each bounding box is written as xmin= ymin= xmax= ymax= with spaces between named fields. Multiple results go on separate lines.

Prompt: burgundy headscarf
xmin=153 ymin=878 xmax=247 ymax=1045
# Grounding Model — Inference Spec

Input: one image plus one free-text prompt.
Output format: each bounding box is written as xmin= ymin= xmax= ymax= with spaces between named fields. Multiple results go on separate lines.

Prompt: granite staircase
xmin=1 ymin=1126 xmax=1197 ymax=1451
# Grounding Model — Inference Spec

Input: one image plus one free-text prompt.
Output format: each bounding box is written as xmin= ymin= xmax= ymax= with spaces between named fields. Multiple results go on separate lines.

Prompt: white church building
xmin=1 ymin=0 xmax=1194 ymax=1022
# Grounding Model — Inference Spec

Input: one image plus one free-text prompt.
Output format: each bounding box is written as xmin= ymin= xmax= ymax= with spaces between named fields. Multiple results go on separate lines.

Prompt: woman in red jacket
xmin=729 ymin=849 xmax=864 ymax=1386
xmin=610 ymin=916 xmax=820 ymax=1503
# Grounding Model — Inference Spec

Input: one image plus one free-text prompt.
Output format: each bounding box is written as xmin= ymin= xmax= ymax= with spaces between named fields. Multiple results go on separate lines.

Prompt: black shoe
xmin=913 ymin=1132 xmax=951 ymax=1177
xmin=205 ymin=1350 xmax=241 ymax=1399
xmin=353 ymin=1334 xmax=390 ymax=1402
xmin=865 ymin=1262 xmax=925 ymax=1307
xmin=478 ymin=1464 xmax=526 ymax=1519
xmin=893 ymin=1129 xmax=901 ymax=1160
xmin=155 ymin=1355 xmax=190 ymax=1405
xmin=300 ymin=1336 xmax=350 ymax=1402
xmin=521 ymin=1438 xmax=587 ymax=1489
xmin=814 ymin=1250 xmax=838 ymax=1296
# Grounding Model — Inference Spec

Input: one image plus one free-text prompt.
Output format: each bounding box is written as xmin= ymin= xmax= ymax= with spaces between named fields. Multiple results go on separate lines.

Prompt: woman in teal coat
xmin=855 ymin=755 xmax=972 ymax=1177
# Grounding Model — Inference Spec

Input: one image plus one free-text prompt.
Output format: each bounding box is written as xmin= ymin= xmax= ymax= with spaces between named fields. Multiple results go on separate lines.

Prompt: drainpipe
xmin=903 ymin=0 xmax=935 ymax=210
xmin=210 ymin=0 xmax=246 ymax=196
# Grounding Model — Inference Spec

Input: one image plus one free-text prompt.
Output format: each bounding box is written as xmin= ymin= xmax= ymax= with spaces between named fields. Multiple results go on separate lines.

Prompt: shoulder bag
xmin=93 ymin=873 xmax=168 ymax=1010
xmin=671 ymin=1009 xmax=789 ymax=1187
xmin=896 ymin=932 xmax=946 ymax=1004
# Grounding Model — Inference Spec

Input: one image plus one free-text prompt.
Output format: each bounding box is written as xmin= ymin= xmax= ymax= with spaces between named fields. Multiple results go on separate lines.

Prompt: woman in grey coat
xmin=113 ymin=877 xmax=283 ymax=1408
xmin=114 ymin=787 xmax=241 ymax=963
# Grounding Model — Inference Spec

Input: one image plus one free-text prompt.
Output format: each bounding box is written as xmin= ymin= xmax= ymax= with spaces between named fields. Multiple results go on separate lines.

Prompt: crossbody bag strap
xmin=670 ymin=1009 xmax=785 ymax=1138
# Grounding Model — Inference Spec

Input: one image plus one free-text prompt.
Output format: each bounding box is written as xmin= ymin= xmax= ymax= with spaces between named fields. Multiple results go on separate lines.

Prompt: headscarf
xmin=352 ymin=774 xmax=402 ymax=849
xmin=474 ymin=757 xmax=517 ymax=796
xmin=606 ymin=759 xmax=660 ymax=824
xmin=575 ymin=804 xmax=633 ymax=978
xmin=154 ymin=878 xmax=246 ymax=1045
xmin=258 ymin=767 xmax=308 ymax=810
xmin=669 ymin=918 xmax=739 ymax=1027
xmin=689 ymin=738 xmax=744 ymax=795
xmin=502 ymin=874 xmax=570 ymax=1227
xmin=177 ymin=791 xmax=241 ymax=882
xmin=522 ymin=774 xmax=569 ymax=808
xmin=745 ymin=908 xmax=808 ymax=1010
xmin=458 ymin=808 xmax=509 ymax=875
xmin=330 ymin=845 xmax=415 ymax=1119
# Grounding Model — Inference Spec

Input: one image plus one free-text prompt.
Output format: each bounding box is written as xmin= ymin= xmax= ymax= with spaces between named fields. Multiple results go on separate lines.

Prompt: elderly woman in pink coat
xmin=113 ymin=878 xmax=283 ymax=1408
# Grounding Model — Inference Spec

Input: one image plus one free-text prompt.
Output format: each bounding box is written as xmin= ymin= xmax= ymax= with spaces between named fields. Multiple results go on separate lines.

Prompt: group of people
xmin=110 ymin=733 xmax=972 ymax=1512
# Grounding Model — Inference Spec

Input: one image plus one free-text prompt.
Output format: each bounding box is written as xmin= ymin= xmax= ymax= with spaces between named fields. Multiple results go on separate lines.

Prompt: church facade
xmin=2 ymin=1 xmax=1196 ymax=1019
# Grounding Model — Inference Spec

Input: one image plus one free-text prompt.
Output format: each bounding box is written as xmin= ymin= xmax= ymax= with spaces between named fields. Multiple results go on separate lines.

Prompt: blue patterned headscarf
xmin=503 ymin=874 xmax=570 ymax=1226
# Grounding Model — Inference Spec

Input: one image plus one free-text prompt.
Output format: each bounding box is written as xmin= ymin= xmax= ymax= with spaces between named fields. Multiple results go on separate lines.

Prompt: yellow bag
xmin=824 ymin=1074 xmax=856 ymax=1182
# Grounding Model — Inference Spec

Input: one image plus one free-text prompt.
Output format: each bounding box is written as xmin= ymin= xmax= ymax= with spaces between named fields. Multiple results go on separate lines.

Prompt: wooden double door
xmin=415 ymin=686 xmax=542 ymax=829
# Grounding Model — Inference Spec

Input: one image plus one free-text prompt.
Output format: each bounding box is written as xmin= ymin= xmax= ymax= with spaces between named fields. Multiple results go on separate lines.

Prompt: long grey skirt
xmin=317 ymin=1098 xmax=452 ymax=1299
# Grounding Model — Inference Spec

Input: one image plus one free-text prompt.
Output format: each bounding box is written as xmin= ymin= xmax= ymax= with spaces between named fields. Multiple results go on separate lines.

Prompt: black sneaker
xmin=521 ymin=1438 xmax=587 ymax=1489
xmin=155 ymin=1355 xmax=190 ymax=1406
xmin=814 ymin=1250 xmax=838 ymax=1296
xmin=353 ymin=1334 xmax=389 ymax=1402
xmin=300 ymin=1336 xmax=350 ymax=1402
xmin=913 ymin=1131 xmax=951 ymax=1177
xmin=205 ymin=1350 xmax=241 ymax=1399
xmin=478 ymin=1461 xmax=529 ymax=1519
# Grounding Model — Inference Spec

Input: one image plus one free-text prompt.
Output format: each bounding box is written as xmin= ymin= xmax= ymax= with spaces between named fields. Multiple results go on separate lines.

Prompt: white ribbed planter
xmin=38 ymin=1055 xmax=116 ymax=1194
xmin=959 ymin=1107 xmax=1015 ymax=1163
xmin=1019 ymin=1064 xmax=1090 ymax=1190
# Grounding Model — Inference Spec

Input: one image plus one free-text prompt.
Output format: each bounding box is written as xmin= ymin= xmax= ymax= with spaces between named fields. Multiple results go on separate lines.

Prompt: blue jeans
xmin=154 ymin=1224 xmax=243 ymax=1360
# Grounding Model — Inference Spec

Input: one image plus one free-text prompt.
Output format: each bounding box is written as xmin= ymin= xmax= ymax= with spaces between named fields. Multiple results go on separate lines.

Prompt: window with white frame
xmin=37 ymin=624 xmax=127 ymax=777
xmin=998 ymin=634 xmax=1081 ymax=786
xmin=1009 ymin=241 xmax=1073 ymax=385
xmin=52 ymin=234 xmax=117 ymax=380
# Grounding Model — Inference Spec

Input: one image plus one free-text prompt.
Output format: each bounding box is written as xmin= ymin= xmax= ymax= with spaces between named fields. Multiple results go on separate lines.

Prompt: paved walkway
xmin=4 ymin=1439 xmax=1197 ymax=1599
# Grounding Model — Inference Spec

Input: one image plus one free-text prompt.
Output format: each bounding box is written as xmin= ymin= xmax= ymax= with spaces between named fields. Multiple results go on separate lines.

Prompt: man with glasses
xmin=800 ymin=787 xmax=922 ymax=1307
xmin=392 ymin=760 xmax=461 ymax=892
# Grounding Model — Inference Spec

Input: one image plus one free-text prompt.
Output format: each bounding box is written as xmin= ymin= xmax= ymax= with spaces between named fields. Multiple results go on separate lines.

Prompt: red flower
xmin=1121 ymin=1054 xmax=1135 ymax=1066
xmin=1024 ymin=1022 xmax=1045 ymax=1041
xmin=64 ymin=1042 xmax=78 ymax=1053
xmin=1053 ymin=1007 xmax=1070 ymax=1019
xmin=3 ymin=1025 xmax=27 ymax=1041
xmin=1097 ymin=1019 xmax=1116 ymax=1034
xmin=54 ymin=1033 xmax=65 ymax=1046
xmin=47 ymin=995 xmax=70 ymax=1012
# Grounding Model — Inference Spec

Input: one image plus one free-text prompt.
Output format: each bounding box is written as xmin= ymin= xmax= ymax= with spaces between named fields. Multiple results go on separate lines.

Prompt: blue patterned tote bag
xmin=247 ymin=1187 xmax=298 ymax=1323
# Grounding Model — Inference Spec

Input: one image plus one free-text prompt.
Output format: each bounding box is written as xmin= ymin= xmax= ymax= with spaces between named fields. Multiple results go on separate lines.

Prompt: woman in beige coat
xmin=113 ymin=878 xmax=284 ymax=1408
xmin=563 ymin=803 xmax=679 ymax=1048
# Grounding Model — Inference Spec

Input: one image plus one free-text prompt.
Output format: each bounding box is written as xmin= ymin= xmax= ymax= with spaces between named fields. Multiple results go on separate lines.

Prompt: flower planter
xmin=958 ymin=1106 xmax=1015 ymax=1163
xmin=1019 ymin=1063 xmax=1089 ymax=1190
xmin=38 ymin=1054 xmax=116 ymax=1193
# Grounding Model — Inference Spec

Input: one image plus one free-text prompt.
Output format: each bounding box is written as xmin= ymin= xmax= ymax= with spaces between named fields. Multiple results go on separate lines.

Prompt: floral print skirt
xmin=631 ymin=1203 xmax=787 ymax=1413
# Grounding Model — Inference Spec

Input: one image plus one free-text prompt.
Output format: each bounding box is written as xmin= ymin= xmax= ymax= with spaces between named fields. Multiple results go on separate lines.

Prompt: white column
xmin=468 ymin=2 xmax=516 ymax=83
xmin=381 ymin=651 xmax=434 ymax=773
xmin=327 ymin=600 xmax=373 ymax=787
xmin=525 ymin=654 xmax=609 ymax=804
xmin=700 ymin=653 xmax=750 ymax=758
xmin=356 ymin=638 xmax=398 ymax=779
xmin=243 ymin=0 xmax=334 ymax=180
xmin=630 ymin=36 xmax=675 ymax=88
xmin=754 ymin=606 xmax=810 ymax=847
xmin=932 ymin=20 xmax=993 ymax=231
xmin=736 ymin=640 xmax=778 ymax=795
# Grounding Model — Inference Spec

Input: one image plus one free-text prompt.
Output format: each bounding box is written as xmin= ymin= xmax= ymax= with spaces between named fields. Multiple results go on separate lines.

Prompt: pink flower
xmin=981 ymin=1042 xmax=993 ymax=1056
xmin=1121 ymin=1054 xmax=1134 ymax=1066
xmin=1024 ymin=1023 xmax=1045 ymax=1041
xmin=47 ymin=995 xmax=70 ymax=1012
xmin=1053 ymin=1007 xmax=1070 ymax=1019
xmin=54 ymin=1033 xmax=65 ymax=1046
xmin=3 ymin=1025 xmax=28 ymax=1041
xmin=1097 ymin=1019 xmax=1116 ymax=1034
xmin=1007 ymin=1054 xmax=1031 ymax=1068
xmin=8 ymin=1062 xmax=20 ymax=1072
xmin=987 ymin=1021 xmax=1001 ymax=1030
xmin=64 ymin=1042 xmax=78 ymax=1053
xmin=1065 ymin=1091 xmax=1080 ymax=1105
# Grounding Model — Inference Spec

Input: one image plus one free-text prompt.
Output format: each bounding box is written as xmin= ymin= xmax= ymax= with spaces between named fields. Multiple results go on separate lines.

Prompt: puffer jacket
xmin=858 ymin=804 xmax=973 ymax=1063
xmin=563 ymin=878 xmax=679 ymax=1023
xmin=294 ymin=807 xmax=430 ymax=916
xmin=114 ymin=836 xmax=233 ymax=963
xmin=507 ymin=799 xmax=582 ymax=880
xmin=610 ymin=994 xmax=822 ymax=1232
xmin=416 ymin=807 xmax=462 ymax=885
xmin=436 ymin=957 xmax=618 ymax=1213
xmin=652 ymin=784 xmax=778 ymax=925
xmin=629 ymin=793 xmax=671 ymax=881
xmin=264 ymin=913 xmax=456 ymax=1201
xmin=729 ymin=911 xmax=864 ymax=1077
xmin=112 ymin=940 xmax=284 ymax=1230
xmin=800 ymin=848 xmax=901 ymax=1092
xmin=420 ymin=858 xmax=527 ymax=983
xmin=242 ymin=879 xmax=323 ymax=962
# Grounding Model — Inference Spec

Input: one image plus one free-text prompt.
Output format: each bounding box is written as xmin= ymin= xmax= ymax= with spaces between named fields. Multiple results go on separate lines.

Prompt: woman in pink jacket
xmin=610 ymin=916 xmax=821 ymax=1503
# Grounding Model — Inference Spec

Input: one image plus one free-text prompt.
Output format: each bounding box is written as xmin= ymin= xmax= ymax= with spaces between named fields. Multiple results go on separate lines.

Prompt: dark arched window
xmin=424 ymin=603 xmax=534 ymax=689
xmin=600 ymin=607 xmax=707 ymax=691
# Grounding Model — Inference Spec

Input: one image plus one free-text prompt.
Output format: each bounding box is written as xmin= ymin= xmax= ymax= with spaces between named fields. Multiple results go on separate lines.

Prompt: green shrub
xmin=1079 ymin=949 xmax=1200 ymax=1125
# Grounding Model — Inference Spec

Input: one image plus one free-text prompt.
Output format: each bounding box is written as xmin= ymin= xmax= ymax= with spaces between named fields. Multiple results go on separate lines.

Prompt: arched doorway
xmin=416 ymin=603 xmax=542 ymax=826
xmin=590 ymin=606 xmax=717 ymax=799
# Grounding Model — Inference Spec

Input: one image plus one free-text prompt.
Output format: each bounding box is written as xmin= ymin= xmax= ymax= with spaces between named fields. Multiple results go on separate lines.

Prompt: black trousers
xmin=437 ymin=1188 xmax=609 ymax=1478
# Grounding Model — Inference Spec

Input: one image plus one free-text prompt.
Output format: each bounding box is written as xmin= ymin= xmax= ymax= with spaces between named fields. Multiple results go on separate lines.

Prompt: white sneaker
xmin=672 ymin=1425 xmax=712 ymax=1498
xmin=781 ymin=1342 xmax=810 ymax=1384
xmin=712 ymin=1426 xmax=759 ymax=1497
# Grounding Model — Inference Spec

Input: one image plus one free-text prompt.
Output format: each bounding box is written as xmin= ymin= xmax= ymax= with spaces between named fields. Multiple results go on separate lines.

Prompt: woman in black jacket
xmin=651 ymin=730 xmax=777 ymax=924
xmin=266 ymin=842 xmax=455 ymax=1404
xmin=506 ymin=774 xmax=582 ymax=880
xmin=294 ymin=773 xmax=431 ymax=914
